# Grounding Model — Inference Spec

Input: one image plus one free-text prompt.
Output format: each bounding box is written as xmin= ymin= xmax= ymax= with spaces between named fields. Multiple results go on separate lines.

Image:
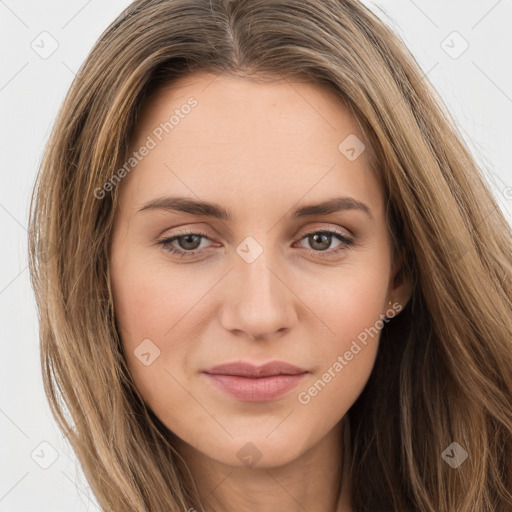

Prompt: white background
xmin=1 ymin=0 xmax=511 ymax=510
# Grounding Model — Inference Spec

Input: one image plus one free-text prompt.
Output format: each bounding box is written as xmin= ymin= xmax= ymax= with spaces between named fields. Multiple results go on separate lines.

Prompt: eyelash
xmin=157 ymin=228 xmax=354 ymax=260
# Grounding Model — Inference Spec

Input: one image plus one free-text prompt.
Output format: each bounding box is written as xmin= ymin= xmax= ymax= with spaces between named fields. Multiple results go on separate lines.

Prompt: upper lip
xmin=202 ymin=361 xmax=308 ymax=378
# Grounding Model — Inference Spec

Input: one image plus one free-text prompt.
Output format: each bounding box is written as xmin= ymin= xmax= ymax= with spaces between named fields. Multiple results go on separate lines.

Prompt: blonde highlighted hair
xmin=28 ymin=0 xmax=512 ymax=510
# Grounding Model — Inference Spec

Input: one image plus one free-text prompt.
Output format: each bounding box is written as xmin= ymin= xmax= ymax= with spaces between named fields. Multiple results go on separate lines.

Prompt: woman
xmin=28 ymin=0 xmax=512 ymax=510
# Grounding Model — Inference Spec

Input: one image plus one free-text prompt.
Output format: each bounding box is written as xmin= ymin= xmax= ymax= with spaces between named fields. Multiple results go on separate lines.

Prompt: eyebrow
xmin=138 ymin=195 xmax=373 ymax=220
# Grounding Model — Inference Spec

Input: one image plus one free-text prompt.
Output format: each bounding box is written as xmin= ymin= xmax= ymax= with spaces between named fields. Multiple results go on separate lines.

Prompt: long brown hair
xmin=28 ymin=0 xmax=512 ymax=510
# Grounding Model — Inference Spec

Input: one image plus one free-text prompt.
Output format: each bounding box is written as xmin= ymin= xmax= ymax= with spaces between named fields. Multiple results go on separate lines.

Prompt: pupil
xmin=181 ymin=234 xmax=200 ymax=250
xmin=311 ymin=233 xmax=329 ymax=250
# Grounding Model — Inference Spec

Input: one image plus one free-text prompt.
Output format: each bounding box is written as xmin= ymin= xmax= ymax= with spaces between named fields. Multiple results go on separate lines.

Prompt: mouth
xmin=201 ymin=361 xmax=309 ymax=402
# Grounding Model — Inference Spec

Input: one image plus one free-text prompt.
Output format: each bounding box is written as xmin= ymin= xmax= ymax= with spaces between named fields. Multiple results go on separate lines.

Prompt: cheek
xmin=296 ymin=311 xmax=382 ymax=417
xmin=293 ymin=264 xmax=388 ymax=408
xmin=110 ymin=255 xmax=212 ymax=405
xmin=111 ymin=271 xmax=180 ymax=408
xmin=112 ymin=258 xmax=199 ymax=347
xmin=304 ymin=260 xmax=389 ymax=343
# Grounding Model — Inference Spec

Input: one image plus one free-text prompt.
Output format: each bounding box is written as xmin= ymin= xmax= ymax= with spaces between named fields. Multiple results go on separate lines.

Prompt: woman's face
xmin=109 ymin=72 xmax=410 ymax=468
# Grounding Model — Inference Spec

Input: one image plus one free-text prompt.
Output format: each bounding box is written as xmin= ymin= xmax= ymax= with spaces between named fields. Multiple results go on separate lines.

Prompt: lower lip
xmin=202 ymin=373 xmax=308 ymax=402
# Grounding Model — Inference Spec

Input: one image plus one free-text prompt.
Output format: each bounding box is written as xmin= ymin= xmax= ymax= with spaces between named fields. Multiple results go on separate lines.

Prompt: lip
xmin=204 ymin=361 xmax=308 ymax=377
xmin=201 ymin=361 xmax=309 ymax=402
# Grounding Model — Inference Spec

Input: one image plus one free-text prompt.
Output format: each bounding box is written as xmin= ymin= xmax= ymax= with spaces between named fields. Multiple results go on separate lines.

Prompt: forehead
xmin=119 ymin=72 xmax=382 ymax=217
xmin=133 ymin=72 xmax=367 ymax=151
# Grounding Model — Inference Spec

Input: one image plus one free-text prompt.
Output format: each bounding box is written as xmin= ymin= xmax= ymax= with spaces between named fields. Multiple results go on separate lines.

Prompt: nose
xmin=218 ymin=247 xmax=298 ymax=342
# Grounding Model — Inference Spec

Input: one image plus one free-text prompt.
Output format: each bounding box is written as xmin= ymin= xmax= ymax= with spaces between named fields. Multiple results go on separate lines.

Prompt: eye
xmin=157 ymin=227 xmax=354 ymax=259
xmin=157 ymin=229 xmax=214 ymax=258
xmin=295 ymin=228 xmax=354 ymax=259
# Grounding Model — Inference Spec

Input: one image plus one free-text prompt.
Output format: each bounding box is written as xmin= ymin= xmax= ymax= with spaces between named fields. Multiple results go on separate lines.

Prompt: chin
xmin=187 ymin=430 xmax=310 ymax=469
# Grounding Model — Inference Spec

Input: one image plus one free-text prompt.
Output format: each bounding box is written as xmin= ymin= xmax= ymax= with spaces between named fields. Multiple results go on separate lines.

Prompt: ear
xmin=386 ymin=246 xmax=413 ymax=316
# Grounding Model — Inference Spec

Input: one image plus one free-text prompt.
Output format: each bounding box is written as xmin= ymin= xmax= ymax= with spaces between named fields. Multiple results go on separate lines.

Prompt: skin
xmin=109 ymin=72 xmax=412 ymax=512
